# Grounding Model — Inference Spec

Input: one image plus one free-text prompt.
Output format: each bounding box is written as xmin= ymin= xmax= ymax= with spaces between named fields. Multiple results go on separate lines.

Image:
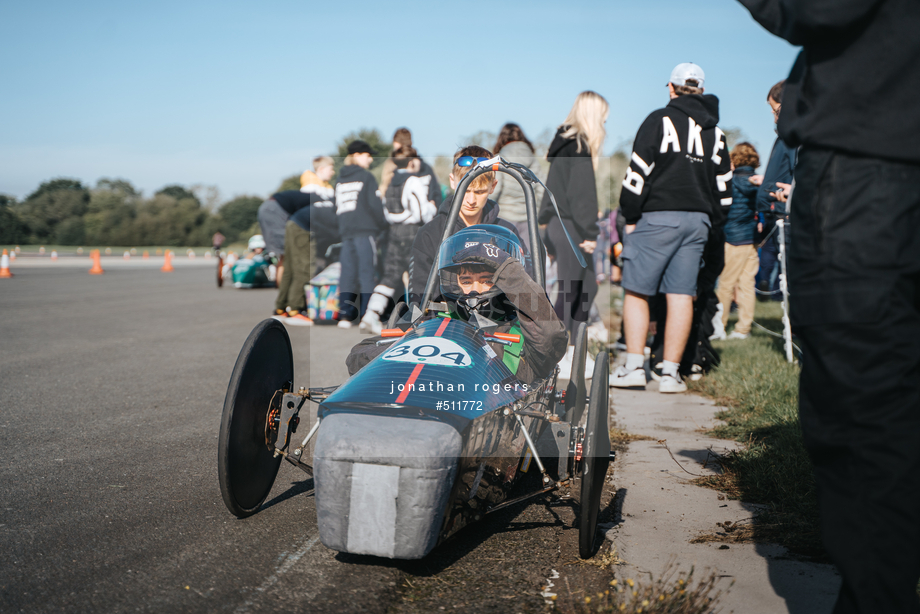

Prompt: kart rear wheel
xmin=218 ymin=318 xmax=293 ymax=517
xmin=579 ymin=349 xmax=610 ymax=559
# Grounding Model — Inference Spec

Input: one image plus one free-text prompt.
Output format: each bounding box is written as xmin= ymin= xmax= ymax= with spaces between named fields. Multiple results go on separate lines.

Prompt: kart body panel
xmin=314 ymin=317 xmax=552 ymax=559
xmin=231 ymin=256 xmax=273 ymax=288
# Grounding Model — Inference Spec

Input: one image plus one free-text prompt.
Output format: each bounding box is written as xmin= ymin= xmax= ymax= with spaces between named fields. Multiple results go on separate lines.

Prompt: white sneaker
xmin=556 ymin=346 xmax=575 ymax=380
xmin=659 ymin=373 xmax=687 ymax=393
xmin=709 ymin=330 xmax=727 ymax=341
xmin=337 ymin=320 xmax=353 ymax=329
xmin=727 ymin=331 xmax=749 ymax=340
xmin=688 ymin=364 xmax=704 ymax=381
xmin=359 ymin=311 xmax=382 ymax=335
xmin=609 ymin=366 xmax=646 ymax=389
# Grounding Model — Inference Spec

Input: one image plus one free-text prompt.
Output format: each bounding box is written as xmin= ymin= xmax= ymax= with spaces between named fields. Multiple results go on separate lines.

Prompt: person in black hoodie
xmin=609 ymin=63 xmax=732 ymax=394
xmin=334 ymin=140 xmax=388 ymax=327
xmin=740 ymin=2 xmax=920 ymax=611
xmin=408 ymin=145 xmax=523 ymax=307
xmin=379 ymin=127 xmax=441 ymax=204
xmin=360 ymin=146 xmax=437 ymax=334
xmin=538 ymin=90 xmax=609 ymax=380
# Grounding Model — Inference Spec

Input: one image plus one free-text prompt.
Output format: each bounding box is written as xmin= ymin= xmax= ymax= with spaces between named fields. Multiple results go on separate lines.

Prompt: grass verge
xmin=688 ymin=301 xmax=822 ymax=557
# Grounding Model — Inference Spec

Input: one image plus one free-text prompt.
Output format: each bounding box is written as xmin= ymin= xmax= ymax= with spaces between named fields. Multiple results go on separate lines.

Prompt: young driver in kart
xmin=346 ymin=226 xmax=567 ymax=383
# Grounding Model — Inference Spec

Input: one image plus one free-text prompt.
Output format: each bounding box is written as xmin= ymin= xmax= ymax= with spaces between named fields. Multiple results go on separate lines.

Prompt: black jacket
xmin=724 ymin=166 xmax=759 ymax=246
xmin=619 ymin=95 xmax=733 ymax=226
xmin=289 ymin=183 xmax=335 ymax=233
xmin=335 ymin=165 xmax=387 ymax=239
xmin=383 ymin=170 xmax=437 ymax=226
xmin=740 ymin=0 xmax=920 ymax=163
xmin=346 ymin=259 xmax=567 ymax=383
xmin=272 ymin=190 xmax=313 ymax=215
xmin=538 ymin=128 xmax=599 ymax=242
xmin=416 ymin=160 xmax=441 ymax=206
xmin=408 ymin=196 xmax=521 ymax=305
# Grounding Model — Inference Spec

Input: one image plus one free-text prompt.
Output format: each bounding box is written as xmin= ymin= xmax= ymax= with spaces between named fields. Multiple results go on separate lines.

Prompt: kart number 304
xmin=381 ymin=338 xmax=473 ymax=368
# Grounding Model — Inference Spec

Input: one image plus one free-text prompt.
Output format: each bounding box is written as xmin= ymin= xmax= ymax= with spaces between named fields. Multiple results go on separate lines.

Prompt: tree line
xmin=0 ymin=128 xmax=399 ymax=247
xmin=0 ymin=178 xmax=266 ymax=247
xmin=0 ymin=126 xmax=662 ymax=247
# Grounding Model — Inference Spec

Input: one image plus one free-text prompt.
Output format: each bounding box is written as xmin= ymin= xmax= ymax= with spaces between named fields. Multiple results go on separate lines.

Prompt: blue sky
xmin=0 ymin=0 xmax=798 ymax=201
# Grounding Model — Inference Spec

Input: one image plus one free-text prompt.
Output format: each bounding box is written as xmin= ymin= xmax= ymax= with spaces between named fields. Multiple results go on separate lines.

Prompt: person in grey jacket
xmin=492 ymin=123 xmax=544 ymax=246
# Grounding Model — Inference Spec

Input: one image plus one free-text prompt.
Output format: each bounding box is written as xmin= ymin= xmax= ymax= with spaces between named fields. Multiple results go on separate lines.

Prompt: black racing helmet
xmin=437 ymin=225 xmax=526 ymax=321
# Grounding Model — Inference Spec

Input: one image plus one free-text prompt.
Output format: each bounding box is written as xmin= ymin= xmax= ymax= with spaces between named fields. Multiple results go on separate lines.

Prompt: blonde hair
xmin=313 ymin=155 xmax=334 ymax=170
xmin=559 ymin=91 xmax=609 ymax=168
xmin=451 ymin=145 xmax=495 ymax=189
xmin=343 ymin=154 xmax=354 ymax=166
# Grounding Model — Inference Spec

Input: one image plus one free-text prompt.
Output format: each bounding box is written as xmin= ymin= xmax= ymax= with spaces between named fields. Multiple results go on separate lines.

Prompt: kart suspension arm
xmin=485 ymin=484 xmax=558 ymax=516
xmin=514 ymin=413 xmax=553 ymax=487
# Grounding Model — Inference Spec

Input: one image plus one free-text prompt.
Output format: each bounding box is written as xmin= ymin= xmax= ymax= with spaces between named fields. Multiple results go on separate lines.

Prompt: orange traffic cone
xmin=161 ymin=250 xmax=174 ymax=272
xmin=142 ymin=250 xmax=149 ymax=259
xmin=0 ymin=249 xmax=13 ymax=278
xmin=89 ymin=249 xmax=104 ymax=275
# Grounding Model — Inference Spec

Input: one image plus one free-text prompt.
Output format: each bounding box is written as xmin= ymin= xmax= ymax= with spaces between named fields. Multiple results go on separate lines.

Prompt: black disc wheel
xmin=564 ymin=322 xmax=588 ymax=425
xmin=579 ymin=349 xmax=611 ymax=558
xmin=218 ymin=318 xmax=293 ymax=517
xmin=216 ymin=255 xmax=224 ymax=288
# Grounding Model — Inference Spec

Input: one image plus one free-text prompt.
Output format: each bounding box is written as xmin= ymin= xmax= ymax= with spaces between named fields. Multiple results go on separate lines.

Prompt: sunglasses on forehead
xmin=456 ymin=156 xmax=491 ymax=167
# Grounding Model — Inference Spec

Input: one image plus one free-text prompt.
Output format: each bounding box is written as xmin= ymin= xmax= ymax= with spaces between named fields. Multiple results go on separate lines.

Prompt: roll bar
xmin=420 ymin=155 xmax=587 ymax=311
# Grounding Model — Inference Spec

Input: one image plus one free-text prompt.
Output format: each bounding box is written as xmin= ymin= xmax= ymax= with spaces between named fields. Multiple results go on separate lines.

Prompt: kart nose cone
xmin=313 ymin=413 xmax=461 ymax=559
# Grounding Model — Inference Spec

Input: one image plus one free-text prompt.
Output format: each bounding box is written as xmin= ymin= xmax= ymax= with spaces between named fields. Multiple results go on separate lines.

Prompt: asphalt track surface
xmin=0 ymin=265 xmax=614 ymax=614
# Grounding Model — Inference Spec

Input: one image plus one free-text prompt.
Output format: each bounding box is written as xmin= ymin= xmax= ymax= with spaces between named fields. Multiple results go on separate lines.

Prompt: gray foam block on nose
xmin=313 ymin=412 xmax=461 ymax=559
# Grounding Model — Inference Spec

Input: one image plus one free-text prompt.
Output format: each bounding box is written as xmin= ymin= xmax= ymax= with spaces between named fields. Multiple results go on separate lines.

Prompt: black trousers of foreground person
xmin=790 ymin=147 xmax=920 ymax=614
xmin=547 ymin=216 xmax=597 ymax=340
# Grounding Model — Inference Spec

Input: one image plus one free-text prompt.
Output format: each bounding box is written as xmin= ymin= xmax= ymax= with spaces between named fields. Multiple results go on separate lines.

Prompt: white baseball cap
xmin=669 ymin=63 xmax=705 ymax=88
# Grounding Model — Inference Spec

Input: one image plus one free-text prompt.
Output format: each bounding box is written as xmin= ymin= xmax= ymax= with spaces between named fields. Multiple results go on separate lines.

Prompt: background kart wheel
xmin=564 ymin=322 xmax=588 ymax=425
xmin=218 ymin=318 xmax=293 ymax=517
xmin=579 ymin=349 xmax=610 ymax=559
xmin=216 ymin=255 xmax=224 ymax=288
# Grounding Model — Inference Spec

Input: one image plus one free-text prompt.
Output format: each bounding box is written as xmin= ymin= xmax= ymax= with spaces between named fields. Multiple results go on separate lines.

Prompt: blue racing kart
xmin=217 ymin=157 xmax=611 ymax=559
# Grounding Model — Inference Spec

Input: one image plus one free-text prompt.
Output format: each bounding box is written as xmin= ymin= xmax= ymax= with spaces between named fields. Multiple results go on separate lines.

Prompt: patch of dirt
xmin=386 ymin=476 xmax=622 ymax=614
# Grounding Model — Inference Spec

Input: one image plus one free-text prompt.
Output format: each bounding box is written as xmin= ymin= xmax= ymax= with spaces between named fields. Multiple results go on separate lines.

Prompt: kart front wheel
xmin=218 ymin=318 xmax=293 ymax=517
xmin=564 ymin=322 xmax=588 ymax=425
xmin=579 ymin=349 xmax=610 ymax=559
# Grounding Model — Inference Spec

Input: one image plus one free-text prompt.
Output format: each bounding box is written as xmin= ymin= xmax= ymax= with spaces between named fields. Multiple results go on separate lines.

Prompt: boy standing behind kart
xmin=335 ymin=140 xmax=388 ymax=327
xmin=408 ymin=145 xmax=522 ymax=306
xmin=273 ymin=156 xmax=335 ymax=325
xmin=361 ymin=146 xmax=438 ymax=334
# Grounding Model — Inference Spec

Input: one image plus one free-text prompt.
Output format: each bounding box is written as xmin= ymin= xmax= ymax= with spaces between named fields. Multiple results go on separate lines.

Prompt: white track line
xmin=234 ymin=535 xmax=320 ymax=613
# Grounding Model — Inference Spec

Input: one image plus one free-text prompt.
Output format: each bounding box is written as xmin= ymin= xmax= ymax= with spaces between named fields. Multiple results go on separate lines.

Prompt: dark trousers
xmin=547 ymin=216 xmax=597 ymax=341
xmin=757 ymin=227 xmax=780 ymax=295
xmin=378 ymin=224 xmax=420 ymax=293
xmin=790 ymin=147 xmax=920 ymax=614
xmin=275 ymin=222 xmax=313 ymax=313
xmin=337 ymin=235 xmax=377 ymax=322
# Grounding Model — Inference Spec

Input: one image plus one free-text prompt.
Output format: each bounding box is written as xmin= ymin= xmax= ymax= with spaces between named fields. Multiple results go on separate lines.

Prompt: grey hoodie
xmin=493 ymin=141 xmax=544 ymax=223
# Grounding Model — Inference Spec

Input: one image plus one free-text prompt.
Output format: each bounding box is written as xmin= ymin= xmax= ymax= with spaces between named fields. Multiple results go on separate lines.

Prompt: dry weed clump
xmin=556 ymin=566 xmax=729 ymax=614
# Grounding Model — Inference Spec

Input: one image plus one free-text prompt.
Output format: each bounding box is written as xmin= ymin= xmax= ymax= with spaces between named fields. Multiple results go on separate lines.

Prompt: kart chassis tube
xmin=421 ymin=162 xmax=544 ymax=308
